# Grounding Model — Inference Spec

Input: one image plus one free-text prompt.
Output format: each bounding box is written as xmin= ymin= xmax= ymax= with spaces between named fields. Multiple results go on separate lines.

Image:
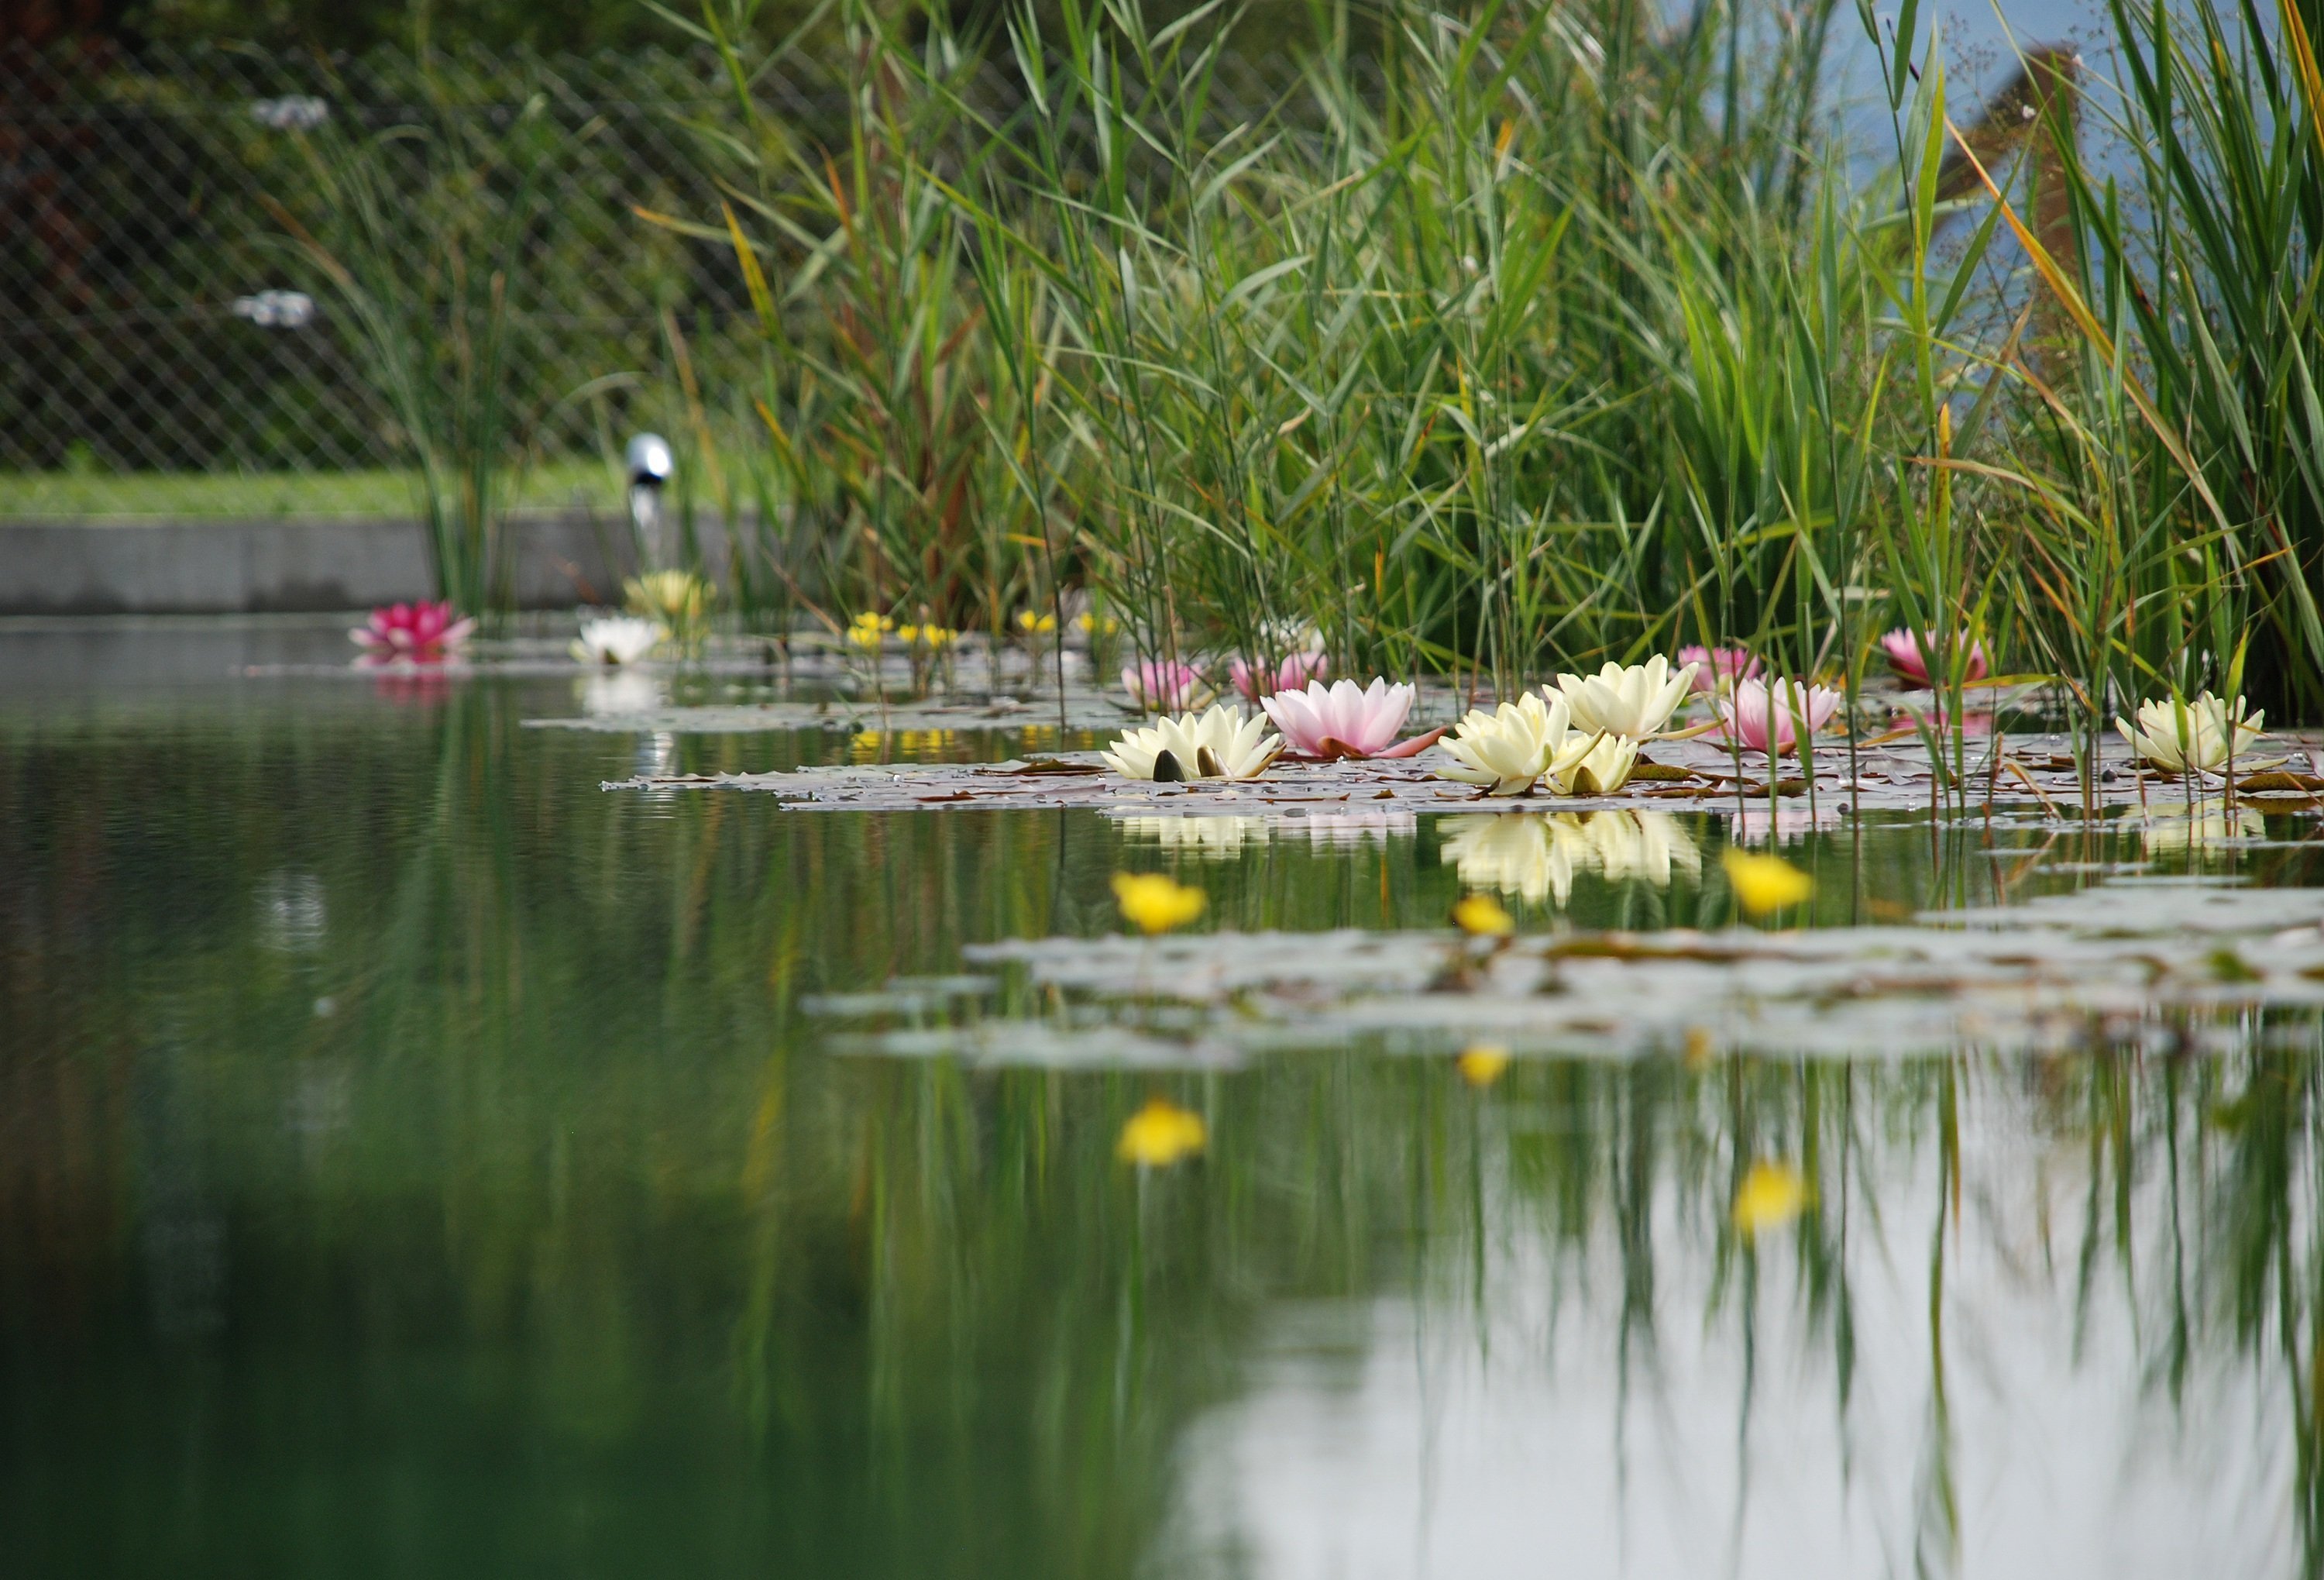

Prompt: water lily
xmin=1122 ymin=659 xmax=1214 ymax=713
xmin=1229 ymin=649 xmax=1329 ymax=701
xmin=1677 ymin=644 xmax=1761 ymax=694
xmin=1116 ymin=1096 xmax=1207 ymax=1165
xmin=2116 ymin=692 xmax=2264 ymax=773
xmin=846 ymin=611 xmax=894 ymax=649
xmin=1548 ymin=731 xmax=1640 ymax=795
xmin=1880 ymin=628 xmax=1989 ymax=687
xmin=897 ymin=622 xmax=958 ymax=649
xmin=1722 ymin=847 xmax=1813 ymax=917
xmin=1112 ymin=872 xmax=1208 ymax=934
xmin=1732 ymin=1161 xmax=1810 ymax=1237
xmin=627 ymin=570 xmax=708 ymax=623
xmin=571 ymin=614 xmax=662 ymax=666
xmin=1261 ymin=678 xmax=1439 ymax=759
xmin=1716 ymin=676 xmax=1843 ymax=756
xmin=1432 ymin=693 xmax=1597 ymax=796
xmin=1101 ymin=705 xmax=1283 ymax=782
xmin=1552 ymin=656 xmax=1697 ymax=737
xmin=350 ymin=600 xmax=473 ymax=661
xmin=1015 ymin=609 xmax=1058 ymax=635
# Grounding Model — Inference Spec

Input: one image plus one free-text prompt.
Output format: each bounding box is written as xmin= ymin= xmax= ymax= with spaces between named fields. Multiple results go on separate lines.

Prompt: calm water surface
xmin=5 ymin=629 xmax=2323 ymax=1578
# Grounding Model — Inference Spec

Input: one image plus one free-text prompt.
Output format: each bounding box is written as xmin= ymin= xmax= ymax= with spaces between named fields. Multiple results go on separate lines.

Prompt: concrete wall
xmin=0 ymin=513 xmax=732 ymax=615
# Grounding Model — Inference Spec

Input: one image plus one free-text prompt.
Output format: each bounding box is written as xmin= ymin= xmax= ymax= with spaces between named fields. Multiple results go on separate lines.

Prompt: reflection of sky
xmin=1162 ymin=1092 xmax=2290 ymax=1578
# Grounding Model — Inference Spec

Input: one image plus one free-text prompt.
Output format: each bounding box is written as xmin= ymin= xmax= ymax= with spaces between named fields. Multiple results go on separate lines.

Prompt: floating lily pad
xmin=603 ymin=730 xmax=2324 ymax=824
xmin=810 ymin=880 xmax=2324 ymax=1068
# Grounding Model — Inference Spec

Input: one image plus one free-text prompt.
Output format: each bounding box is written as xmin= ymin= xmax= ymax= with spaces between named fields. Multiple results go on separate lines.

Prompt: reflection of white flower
xmin=1587 ymin=811 xmax=1702 ymax=885
xmin=1552 ymin=657 xmax=1697 ymax=737
xmin=1439 ymin=811 xmax=1701 ymax=906
xmin=1549 ymin=731 xmax=1640 ymax=795
xmin=579 ymin=671 xmax=664 ymax=717
xmin=2116 ymin=692 xmax=2264 ymax=772
xmin=1432 ymin=693 xmax=1597 ymax=795
xmin=1294 ymin=811 xmax=1418 ymax=846
xmin=572 ymin=614 xmax=664 ymax=666
xmin=1728 ymin=804 xmax=1842 ymax=845
xmin=256 ymin=869 xmax=328 ymax=953
xmin=1102 ymin=706 xmax=1283 ymax=781
xmin=1116 ymin=815 xmax=1270 ymax=859
xmin=2132 ymin=806 xmax=2261 ymax=855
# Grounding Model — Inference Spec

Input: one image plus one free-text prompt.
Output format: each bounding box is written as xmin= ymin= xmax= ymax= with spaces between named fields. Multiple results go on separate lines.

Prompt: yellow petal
xmin=1456 ymin=1044 xmax=1511 ymax=1088
xmin=1451 ymin=893 xmax=1514 ymax=936
xmin=1722 ymin=848 xmax=1813 ymax=917
xmin=1112 ymin=872 xmax=1207 ymax=935
xmin=1732 ymin=1160 xmax=1810 ymax=1237
xmin=1117 ymin=1096 xmax=1207 ymax=1166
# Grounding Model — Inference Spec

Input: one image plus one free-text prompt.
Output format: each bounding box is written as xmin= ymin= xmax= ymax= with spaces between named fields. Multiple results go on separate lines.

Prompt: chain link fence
xmin=0 ymin=39 xmax=1380 ymax=517
xmin=0 ymin=43 xmax=821 ymax=508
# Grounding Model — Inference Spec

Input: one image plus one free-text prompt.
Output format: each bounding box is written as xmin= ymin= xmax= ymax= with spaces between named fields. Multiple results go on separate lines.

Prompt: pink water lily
xmin=1122 ymin=659 xmax=1213 ymax=713
xmin=1260 ymin=678 xmax=1446 ymax=759
xmin=1230 ymin=649 xmax=1329 ymax=701
xmin=1717 ymin=676 xmax=1843 ymax=756
xmin=351 ymin=600 xmax=474 ymax=662
xmin=1676 ymin=644 xmax=1761 ymax=693
xmin=1879 ymin=628 xmax=1988 ymax=687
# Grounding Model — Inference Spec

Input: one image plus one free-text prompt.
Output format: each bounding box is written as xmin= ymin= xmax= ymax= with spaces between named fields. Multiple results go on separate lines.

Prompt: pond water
xmin=6 ymin=628 xmax=2322 ymax=1578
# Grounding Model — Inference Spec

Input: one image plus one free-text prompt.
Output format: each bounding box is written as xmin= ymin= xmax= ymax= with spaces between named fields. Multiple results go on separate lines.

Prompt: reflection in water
xmin=579 ymin=669 xmax=665 ymax=717
xmin=1730 ymin=801 xmax=1845 ymax=844
xmin=6 ymin=676 xmax=2324 ymax=1576
xmin=253 ymin=868 xmax=327 ymax=953
xmin=1117 ymin=810 xmax=1419 ymax=859
xmin=1439 ymin=811 xmax=1701 ymax=905
xmin=1118 ymin=814 xmax=1273 ymax=859
xmin=2133 ymin=804 xmax=2266 ymax=856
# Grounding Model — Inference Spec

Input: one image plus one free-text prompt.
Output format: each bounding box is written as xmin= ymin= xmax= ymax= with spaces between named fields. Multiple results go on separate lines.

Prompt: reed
xmin=648 ymin=0 xmax=2324 ymax=754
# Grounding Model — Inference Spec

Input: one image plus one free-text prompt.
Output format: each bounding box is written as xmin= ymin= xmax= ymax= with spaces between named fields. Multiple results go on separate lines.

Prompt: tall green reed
xmin=272 ymin=58 xmax=557 ymax=612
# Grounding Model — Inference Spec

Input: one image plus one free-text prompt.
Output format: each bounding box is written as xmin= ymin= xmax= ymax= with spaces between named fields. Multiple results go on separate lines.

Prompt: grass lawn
xmin=0 ymin=461 xmax=621 ymax=520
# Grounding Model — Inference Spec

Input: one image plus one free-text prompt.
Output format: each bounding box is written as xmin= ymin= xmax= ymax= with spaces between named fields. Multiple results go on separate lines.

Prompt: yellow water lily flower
xmin=1457 ymin=1044 xmax=1511 ymax=1088
xmin=1432 ymin=692 xmax=1598 ymax=796
xmin=844 ymin=610 xmax=896 ymax=649
xmin=1016 ymin=609 xmax=1058 ymax=633
xmin=1722 ymin=847 xmax=1813 ymax=917
xmin=625 ymin=570 xmax=709 ymax=628
xmin=1112 ymin=872 xmax=1207 ymax=934
xmin=1451 ymin=893 xmax=1514 ymax=936
xmin=2116 ymin=691 xmax=2264 ymax=772
xmin=1552 ymin=656 xmax=1698 ymax=738
xmin=1102 ymin=705 xmax=1283 ymax=782
xmin=1549 ymin=731 xmax=1639 ymax=795
xmin=1732 ymin=1160 xmax=1810 ymax=1237
xmin=1117 ymin=1096 xmax=1207 ymax=1165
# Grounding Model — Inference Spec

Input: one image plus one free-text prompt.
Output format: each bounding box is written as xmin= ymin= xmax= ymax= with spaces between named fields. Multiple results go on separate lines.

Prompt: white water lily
xmin=572 ymin=615 xmax=663 ymax=666
xmin=2115 ymin=692 xmax=2264 ymax=772
xmin=1102 ymin=705 xmax=1283 ymax=781
xmin=1549 ymin=731 xmax=1641 ymax=795
xmin=1432 ymin=693 xmax=1591 ymax=795
xmin=1552 ymin=656 xmax=1698 ymax=738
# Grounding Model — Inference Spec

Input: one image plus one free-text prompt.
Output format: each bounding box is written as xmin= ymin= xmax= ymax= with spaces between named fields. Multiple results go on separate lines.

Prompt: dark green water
xmin=6 ymin=637 xmax=2324 ymax=1578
